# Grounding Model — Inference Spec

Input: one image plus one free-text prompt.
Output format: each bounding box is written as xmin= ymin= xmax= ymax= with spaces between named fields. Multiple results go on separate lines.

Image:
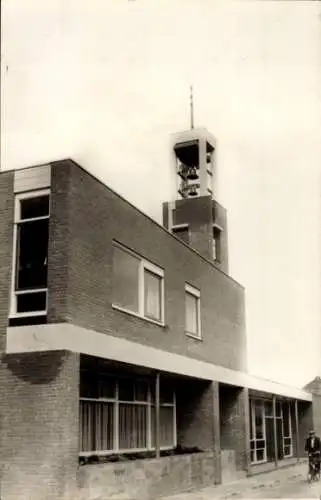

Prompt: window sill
xmin=79 ymin=446 xmax=174 ymax=457
xmin=112 ymin=304 xmax=165 ymax=328
xmin=185 ymin=332 xmax=202 ymax=341
xmin=9 ymin=310 xmax=47 ymax=319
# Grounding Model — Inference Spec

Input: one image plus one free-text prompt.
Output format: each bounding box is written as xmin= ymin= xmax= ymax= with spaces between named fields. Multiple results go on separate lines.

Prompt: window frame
xmin=282 ymin=401 xmax=293 ymax=458
xmin=184 ymin=283 xmax=201 ymax=340
xmin=212 ymin=224 xmax=222 ymax=263
xmin=112 ymin=242 xmax=165 ymax=326
xmin=250 ymin=399 xmax=267 ymax=465
xmin=79 ymin=373 xmax=177 ymax=456
xmin=10 ymin=189 xmax=50 ymax=318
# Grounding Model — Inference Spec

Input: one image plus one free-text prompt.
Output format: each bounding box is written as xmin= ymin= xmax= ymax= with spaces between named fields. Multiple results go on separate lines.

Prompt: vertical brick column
xmin=0 ymin=171 xmax=14 ymax=500
xmin=219 ymin=385 xmax=250 ymax=475
xmin=297 ymin=401 xmax=313 ymax=456
xmin=0 ymin=171 xmax=14 ymax=351
xmin=212 ymin=381 xmax=222 ymax=484
xmin=1 ymin=349 xmax=80 ymax=500
xmin=176 ymin=379 xmax=221 ymax=484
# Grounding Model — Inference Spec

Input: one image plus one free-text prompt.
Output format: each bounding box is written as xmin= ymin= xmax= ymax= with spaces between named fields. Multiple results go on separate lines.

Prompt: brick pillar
xmin=176 ymin=379 xmax=221 ymax=484
xmin=1 ymin=350 xmax=80 ymax=500
xmin=0 ymin=171 xmax=15 ymax=500
xmin=219 ymin=385 xmax=250 ymax=475
xmin=297 ymin=401 xmax=313 ymax=457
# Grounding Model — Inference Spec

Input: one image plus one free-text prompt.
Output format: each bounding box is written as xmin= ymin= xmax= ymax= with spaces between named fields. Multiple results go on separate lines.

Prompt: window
xmin=207 ymin=171 xmax=213 ymax=194
xmin=10 ymin=190 xmax=50 ymax=317
xmin=79 ymin=372 xmax=176 ymax=456
xmin=185 ymin=284 xmax=201 ymax=338
xmin=112 ymin=243 xmax=164 ymax=324
xmin=212 ymin=226 xmax=221 ymax=262
xmin=282 ymin=401 xmax=293 ymax=457
xmin=172 ymin=225 xmax=189 ymax=245
xmin=250 ymin=400 xmax=267 ymax=464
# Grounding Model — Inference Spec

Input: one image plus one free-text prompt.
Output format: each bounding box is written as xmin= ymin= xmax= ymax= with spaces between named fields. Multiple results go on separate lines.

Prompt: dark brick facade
xmin=1 ymin=350 xmax=80 ymax=500
xmin=48 ymin=160 xmax=247 ymax=372
xmin=220 ymin=385 xmax=250 ymax=473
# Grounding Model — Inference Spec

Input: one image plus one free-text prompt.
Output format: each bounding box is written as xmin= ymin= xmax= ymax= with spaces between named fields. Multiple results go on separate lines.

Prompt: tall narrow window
xmin=282 ymin=401 xmax=293 ymax=457
xmin=11 ymin=190 xmax=50 ymax=317
xmin=185 ymin=284 xmax=201 ymax=338
xmin=172 ymin=225 xmax=189 ymax=245
xmin=144 ymin=269 xmax=162 ymax=321
xmin=113 ymin=246 xmax=140 ymax=313
xmin=250 ymin=399 xmax=267 ymax=464
xmin=112 ymin=243 xmax=164 ymax=324
xmin=212 ymin=226 xmax=221 ymax=262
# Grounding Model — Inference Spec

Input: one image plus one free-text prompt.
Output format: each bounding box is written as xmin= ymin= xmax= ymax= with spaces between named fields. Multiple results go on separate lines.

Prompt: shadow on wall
xmin=2 ymin=350 xmax=68 ymax=383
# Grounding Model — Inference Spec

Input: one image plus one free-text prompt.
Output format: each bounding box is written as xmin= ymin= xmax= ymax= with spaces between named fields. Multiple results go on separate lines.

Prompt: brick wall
xmin=176 ymin=379 xmax=221 ymax=484
xmin=49 ymin=160 xmax=247 ymax=372
xmin=297 ymin=401 xmax=313 ymax=457
xmin=1 ymin=350 xmax=80 ymax=500
xmin=0 ymin=171 xmax=14 ymax=500
xmin=0 ymin=171 xmax=14 ymax=352
xmin=220 ymin=385 xmax=250 ymax=473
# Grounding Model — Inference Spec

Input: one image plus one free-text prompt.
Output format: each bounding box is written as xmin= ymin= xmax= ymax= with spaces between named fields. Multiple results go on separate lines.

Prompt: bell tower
xmin=163 ymin=89 xmax=229 ymax=274
xmin=173 ymin=127 xmax=216 ymax=199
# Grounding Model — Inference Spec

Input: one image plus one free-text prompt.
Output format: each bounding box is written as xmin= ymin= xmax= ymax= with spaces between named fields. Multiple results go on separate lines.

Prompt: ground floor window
xmin=250 ymin=400 xmax=266 ymax=463
xmin=250 ymin=398 xmax=293 ymax=465
xmin=79 ymin=372 xmax=176 ymax=456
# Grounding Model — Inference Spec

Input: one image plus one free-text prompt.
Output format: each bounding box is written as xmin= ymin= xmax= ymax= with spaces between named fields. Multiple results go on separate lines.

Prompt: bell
xmin=189 ymin=186 xmax=198 ymax=196
xmin=187 ymin=167 xmax=198 ymax=180
xmin=178 ymin=163 xmax=187 ymax=178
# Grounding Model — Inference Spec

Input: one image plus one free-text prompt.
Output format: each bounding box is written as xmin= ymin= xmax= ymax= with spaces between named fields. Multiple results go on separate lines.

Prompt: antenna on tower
xmin=190 ymin=85 xmax=194 ymax=130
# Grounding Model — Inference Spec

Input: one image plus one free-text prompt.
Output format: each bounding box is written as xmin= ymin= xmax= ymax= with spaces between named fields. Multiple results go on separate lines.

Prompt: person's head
xmin=309 ymin=430 xmax=316 ymax=437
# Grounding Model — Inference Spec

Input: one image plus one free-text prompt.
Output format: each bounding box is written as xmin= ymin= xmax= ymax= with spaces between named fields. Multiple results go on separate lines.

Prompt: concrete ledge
xmin=77 ymin=452 xmax=215 ymax=500
xmin=6 ymin=322 xmax=312 ymax=401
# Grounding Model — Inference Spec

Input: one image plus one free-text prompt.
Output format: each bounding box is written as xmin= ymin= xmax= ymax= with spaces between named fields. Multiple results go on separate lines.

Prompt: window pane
xmin=213 ymin=228 xmax=221 ymax=262
xmin=250 ymin=450 xmax=255 ymax=462
xmin=144 ymin=270 xmax=162 ymax=321
xmin=113 ymin=246 xmax=140 ymax=313
xmin=264 ymin=401 xmax=273 ymax=417
xmin=256 ymin=440 xmax=265 ymax=449
xmin=118 ymin=378 xmax=135 ymax=402
xmin=119 ymin=403 xmax=147 ymax=450
xmin=255 ymin=403 xmax=264 ymax=439
xmin=99 ymin=376 xmax=116 ymax=399
xmin=185 ymin=292 xmax=198 ymax=334
xmin=151 ymin=406 xmax=175 ymax=448
xmin=283 ymin=402 xmax=290 ymax=436
xmin=80 ymin=371 xmax=99 ymax=398
xmin=17 ymin=291 xmax=47 ymax=313
xmin=284 ymin=437 xmax=292 ymax=446
xmin=284 ymin=445 xmax=291 ymax=456
xmin=16 ymin=219 xmax=49 ymax=290
xmin=250 ymin=440 xmax=255 ymax=450
xmin=80 ymin=401 xmax=114 ymax=452
xmin=134 ymin=380 xmax=149 ymax=402
xmin=256 ymin=449 xmax=264 ymax=462
xmin=160 ymin=384 xmax=174 ymax=404
xmin=20 ymin=195 xmax=49 ymax=220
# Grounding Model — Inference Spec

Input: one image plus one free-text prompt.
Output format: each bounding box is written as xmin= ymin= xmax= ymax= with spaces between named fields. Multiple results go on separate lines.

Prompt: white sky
xmin=1 ymin=0 xmax=321 ymax=388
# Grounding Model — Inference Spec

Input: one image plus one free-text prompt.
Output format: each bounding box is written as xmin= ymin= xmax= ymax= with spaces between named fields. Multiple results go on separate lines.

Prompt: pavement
xmin=162 ymin=461 xmax=321 ymax=499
